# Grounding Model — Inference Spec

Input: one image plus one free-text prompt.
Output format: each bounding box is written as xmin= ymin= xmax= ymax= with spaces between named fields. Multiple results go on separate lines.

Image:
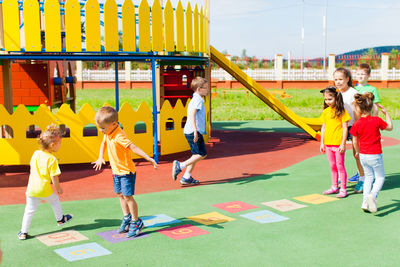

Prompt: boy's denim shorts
xmin=185 ymin=132 xmax=207 ymax=157
xmin=113 ymin=172 xmax=136 ymax=196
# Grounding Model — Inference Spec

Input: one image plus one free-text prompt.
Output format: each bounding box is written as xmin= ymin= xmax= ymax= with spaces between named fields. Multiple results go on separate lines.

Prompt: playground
xmin=1 ymin=121 xmax=400 ymax=266
xmin=1 ymin=0 xmax=400 ymax=266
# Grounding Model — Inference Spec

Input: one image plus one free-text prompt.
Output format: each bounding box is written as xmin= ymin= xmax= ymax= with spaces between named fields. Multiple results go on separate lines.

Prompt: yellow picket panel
xmin=2 ymin=0 xmax=20 ymax=51
xmin=160 ymin=100 xmax=190 ymax=155
xmin=205 ymin=12 xmax=210 ymax=54
xmin=151 ymin=0 xmax=163 ymax=52
xmin=122 ymin=0 xmax=136 ymax=52
xmin=104 ymin=0 xmax=119 ymax=51
xmin=193 ymin=4 xmax=199 ymax=52
xmin=44 ymin=0 xmax=61 ymax=51
xmin=138 ymin=0 xmax=151 ymax=52
xmin=175 ymin=0 xmax=184 ymax=51
xmin=65 ymin=0 xmax=82 ymax=52
xmin=23 ymin=0 xmax=41 ymax=52
xmin=85 ymin=0 xmax=100 ymax=51
xmin=200 ymin=7 xmax=205 ymax=53
xmin=185 ymin=3 xmax=193 ymax=52
xmin=164 ymin=0 xmax=174 ymax=52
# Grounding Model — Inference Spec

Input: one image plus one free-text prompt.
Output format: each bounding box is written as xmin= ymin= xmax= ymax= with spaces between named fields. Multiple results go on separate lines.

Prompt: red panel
xmin=13 ymin=97 xmax=22 ymax=104
xmin=21 ymin=96 xmax=40 ymax=106
xmin=13 ymin=89 xmax=28 ymax=96
xmin=11 ymin=81 xmax=21 ymax=89
xmin=30 ymin=89 xmax=46 ymax=97
xmin=39 ymin=97 xmax=49 ymax=104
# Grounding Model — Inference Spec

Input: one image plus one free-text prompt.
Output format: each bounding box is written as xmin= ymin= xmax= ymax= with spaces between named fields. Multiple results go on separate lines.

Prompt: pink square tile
xmin=212 ymin=201 xmax=258 ymax=213
xmin=157 ymin=224 xmax=209 ymax=240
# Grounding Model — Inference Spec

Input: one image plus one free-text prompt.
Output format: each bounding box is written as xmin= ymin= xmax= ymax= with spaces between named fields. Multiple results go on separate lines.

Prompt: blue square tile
xmin=54 ymin=242 xmax=111 ymax=262
xmin=141 ymin=214 xmax=181 ymax=227
xmin=240 ymin=210 xmax=289 ymax=224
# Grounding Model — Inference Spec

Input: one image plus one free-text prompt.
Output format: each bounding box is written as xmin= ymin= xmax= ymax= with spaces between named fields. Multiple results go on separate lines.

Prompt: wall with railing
xmin=0 ymin=99 xmax=211 ymax=165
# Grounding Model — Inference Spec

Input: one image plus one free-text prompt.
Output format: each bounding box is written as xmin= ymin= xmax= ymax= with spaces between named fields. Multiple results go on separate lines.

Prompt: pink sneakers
xmin=336 ymin=189 xmax=348 ymax=198
xmin=323 ymin=187 xmax=339 ymax=195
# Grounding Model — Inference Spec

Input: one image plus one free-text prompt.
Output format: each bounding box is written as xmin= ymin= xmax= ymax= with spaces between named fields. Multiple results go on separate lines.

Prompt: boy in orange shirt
xmin=92 ymin=106 xmax=158 ymax=238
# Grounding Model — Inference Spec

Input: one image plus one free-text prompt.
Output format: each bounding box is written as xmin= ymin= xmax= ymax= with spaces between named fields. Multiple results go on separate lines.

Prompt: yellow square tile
xmin=187 ymin=212 xmax=235 ymax=225
xmin=293 ymin=194 xmax=338 ymax=204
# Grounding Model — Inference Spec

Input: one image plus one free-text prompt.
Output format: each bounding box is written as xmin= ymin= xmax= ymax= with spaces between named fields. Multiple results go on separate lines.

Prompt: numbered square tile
xmin=240 ymin=210 xmax=289 ymax=224
xmin=36 ymin=230 xmax=88 ymax=246
xmin=294 ymin=194 xmax=338 ymax=204
xmin=212 ymin=201 xmax=258 ymax=213
xmin=187 ymin=211 xmax=235 ymax=225
xmin=141 ymin=214 xmax=181 ymax=227
xmin=262 ymin=199 xmax=307 ymax=212
xmin=157 ymin=224 xmax=209 ymax=240
xmin=97 ymin=229 xmax=149 ymax=244
xmin=54 ymin=242 xmax=111 ymax=262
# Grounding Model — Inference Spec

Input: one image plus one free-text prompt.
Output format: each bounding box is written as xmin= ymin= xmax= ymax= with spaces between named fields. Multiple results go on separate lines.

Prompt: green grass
xmin=75 ymin=88 xmax=400 ymax=120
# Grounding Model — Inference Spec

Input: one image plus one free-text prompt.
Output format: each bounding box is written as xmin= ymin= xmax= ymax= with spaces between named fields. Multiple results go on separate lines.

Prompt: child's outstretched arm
xmin=51 ymin=175 xmax=63 ymax=194
xmin=129 ymin=143 xmax=159 ymax=169
xmin=377 ymin=104 xmax=393 ymax=131
xmin=92 ymin=135 xmax=106 ymax=170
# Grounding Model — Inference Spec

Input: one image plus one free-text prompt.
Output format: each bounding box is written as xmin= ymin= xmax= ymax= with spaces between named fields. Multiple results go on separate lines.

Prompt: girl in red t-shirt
xmin=350 ymin=92 xmax=393 ymax=213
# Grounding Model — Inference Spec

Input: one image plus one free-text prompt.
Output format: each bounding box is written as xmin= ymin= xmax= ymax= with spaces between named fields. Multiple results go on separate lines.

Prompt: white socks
xmin=179 ymin=162 xmax=186 ymax=170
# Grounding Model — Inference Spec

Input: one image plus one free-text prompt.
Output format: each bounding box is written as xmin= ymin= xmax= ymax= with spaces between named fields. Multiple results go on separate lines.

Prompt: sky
xmin=207 ymin=0 xmax=400 ymax=59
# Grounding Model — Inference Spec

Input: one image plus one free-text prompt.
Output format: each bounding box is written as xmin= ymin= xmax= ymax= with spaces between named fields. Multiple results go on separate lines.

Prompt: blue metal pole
xmin=115 ymin=61 xmax=119 ymax=111
xmin=151 ymin=58 xmax=159 ymax=163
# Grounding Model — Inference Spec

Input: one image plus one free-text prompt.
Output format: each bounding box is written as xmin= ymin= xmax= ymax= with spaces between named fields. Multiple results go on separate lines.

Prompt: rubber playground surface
xmin=1 ymin=120 xmax=400 ymax=266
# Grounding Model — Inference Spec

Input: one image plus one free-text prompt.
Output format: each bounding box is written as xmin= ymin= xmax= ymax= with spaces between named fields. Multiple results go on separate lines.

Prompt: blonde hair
xmin=95 ymin=106 xmax=118 ymax=124
xmin=354 ymin=92 xmax=374 ymax=114
xmin=191 ymin=77 xmax=208 ymax=91
xmin=38 ymin=124 xmax=62 ymax=149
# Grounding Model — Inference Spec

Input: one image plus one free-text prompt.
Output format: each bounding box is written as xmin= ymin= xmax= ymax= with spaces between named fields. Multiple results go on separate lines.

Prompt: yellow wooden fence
xmin=1 ymin=0 xmax=210 ymax=54
xmin=0 ymin=98 xmax=211 ymax=165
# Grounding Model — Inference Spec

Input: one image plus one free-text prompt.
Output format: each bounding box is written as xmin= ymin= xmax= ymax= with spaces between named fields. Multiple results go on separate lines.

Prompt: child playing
xmin=320 ymin=86 xmax=351 ymax=198
xmin=334 ymin=68 xmax=365 ymax=193
xmin=92 ymin=106 xmax=158 ymax=238
xmin=18 ymin=125 xmax=73 ymax=240
xmin=350 ymin=92 xmax=393 ymax=212
xmin=355 ymin=63 xmax=381 ymax=117
xmin=172 ymin=77 xmax=209 ymax=185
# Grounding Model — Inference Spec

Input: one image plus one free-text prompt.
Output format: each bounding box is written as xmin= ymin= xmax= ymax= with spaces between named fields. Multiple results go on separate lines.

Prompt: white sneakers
xmin=366 ymin=194 xmax=377 ymax=213
xmin=361 ymin=200 xmax=369 ymax=212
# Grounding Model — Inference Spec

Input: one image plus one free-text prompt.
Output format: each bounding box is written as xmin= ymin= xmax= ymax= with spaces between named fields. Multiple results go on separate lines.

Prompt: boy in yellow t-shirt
xmin=18 ymin=125 xmax=73 ymax=240
xmin=92 ymin=106 xmax=158 ymax=238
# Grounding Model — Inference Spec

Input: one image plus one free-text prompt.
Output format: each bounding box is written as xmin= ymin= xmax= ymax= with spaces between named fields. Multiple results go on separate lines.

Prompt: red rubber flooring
xmin=1 ymin=130 xmax=399 ymax=205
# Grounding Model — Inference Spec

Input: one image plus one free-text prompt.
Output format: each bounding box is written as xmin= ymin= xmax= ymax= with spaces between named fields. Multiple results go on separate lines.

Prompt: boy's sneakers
xmin=172 ymin=160 xmax=182 ymax=181
xmin=348 ymin=173 xmax=359 ymax=183
xmin=366 ymin=194 xmax=377 ymax=213
xmin=127 ymin=218 xmax=144 ymax=238
xmin=361 ymin=200 xmax=369 ymax=212
xmin=118 ymin=214 xmax=132 ymax=233
xmin=17 ymin=231 xmax=28 ymax=240
xmin=323 ymin=187 xmax=339 ymax=195
xmin=180 ymin=176 xmax=200 ymax=185
xmin=57 ymin=214 xmax=73 ymax=226
xmin=354 ymin=180 xmax=364 ymax=193
xmin=336 ymin=189 xmax=348 ymax=198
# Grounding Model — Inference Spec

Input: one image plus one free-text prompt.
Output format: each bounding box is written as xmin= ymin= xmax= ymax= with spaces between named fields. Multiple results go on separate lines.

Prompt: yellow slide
xmin=210 ymin=45 xmax=322 ymax=140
